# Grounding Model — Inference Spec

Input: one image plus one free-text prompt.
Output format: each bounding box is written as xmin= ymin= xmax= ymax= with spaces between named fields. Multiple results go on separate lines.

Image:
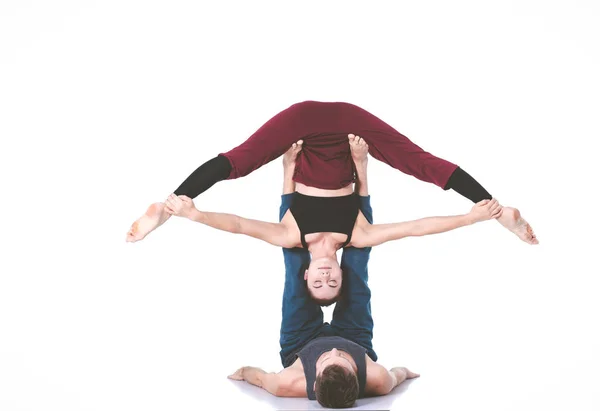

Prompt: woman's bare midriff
xmin=295 ymin=182 xmax=353 ymax=197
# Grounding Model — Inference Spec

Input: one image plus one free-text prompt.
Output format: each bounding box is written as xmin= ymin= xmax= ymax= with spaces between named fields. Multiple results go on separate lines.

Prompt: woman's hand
xmin=165 ymin=194 xmax=197 ymax=218
xmin=469 ymin=198 xmax=503 ymax=223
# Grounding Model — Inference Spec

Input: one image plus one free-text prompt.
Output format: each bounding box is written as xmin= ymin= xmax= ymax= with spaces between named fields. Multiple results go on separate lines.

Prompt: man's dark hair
xmin=315 ymin=364 xmax=359 ymax=408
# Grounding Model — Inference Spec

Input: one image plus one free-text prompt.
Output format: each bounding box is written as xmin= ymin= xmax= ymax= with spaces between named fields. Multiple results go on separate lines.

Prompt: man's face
xmin=304 ymin=257 xmax=343 ymax=301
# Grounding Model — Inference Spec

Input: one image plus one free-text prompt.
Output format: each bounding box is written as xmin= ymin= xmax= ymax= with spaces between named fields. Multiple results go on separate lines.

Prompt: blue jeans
xmin=279 ymin=193 xmax=376 ymax=367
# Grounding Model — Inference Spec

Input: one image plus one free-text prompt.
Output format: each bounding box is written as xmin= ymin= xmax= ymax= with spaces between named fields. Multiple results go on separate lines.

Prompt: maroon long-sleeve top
xmin=221 ymin=101 xmax=457 ymax=190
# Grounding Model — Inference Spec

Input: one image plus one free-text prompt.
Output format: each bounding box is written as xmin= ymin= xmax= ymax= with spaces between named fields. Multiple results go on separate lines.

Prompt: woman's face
xmin=304 ymin=257 xmax=343 ymax=301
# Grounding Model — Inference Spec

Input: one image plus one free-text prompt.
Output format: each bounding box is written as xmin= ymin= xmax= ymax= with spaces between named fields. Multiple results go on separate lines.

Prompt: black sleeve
xmin=444 ymin=167 xmax=492 ymax=203
xmin=173 ymin=155 xmax=232 ymax=198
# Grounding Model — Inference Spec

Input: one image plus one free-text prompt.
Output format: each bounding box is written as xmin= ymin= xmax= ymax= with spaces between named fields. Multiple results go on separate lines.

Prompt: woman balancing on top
xmin=126 ymin=101 xmax=537 ymax=282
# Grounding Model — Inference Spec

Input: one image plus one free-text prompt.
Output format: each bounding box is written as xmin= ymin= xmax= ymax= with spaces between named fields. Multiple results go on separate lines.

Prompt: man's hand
xmin=469 ymin=198 xmax=503 ymax=223
xmin=164 ymin=194 xmax=196 ymax=218
xmin=227 ymin=367 xmax=247 ymax=381
xmin=391 ymin=367 xmax=420 ymax=380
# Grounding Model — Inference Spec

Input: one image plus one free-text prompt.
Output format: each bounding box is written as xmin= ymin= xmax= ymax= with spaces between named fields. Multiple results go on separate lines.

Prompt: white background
xmin=1 ymin=1 xmax=598 ymax=410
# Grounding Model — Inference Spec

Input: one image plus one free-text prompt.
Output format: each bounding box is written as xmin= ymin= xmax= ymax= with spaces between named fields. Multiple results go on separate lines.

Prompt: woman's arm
xmin=165 ymin=194 xmax=294 ymax=247
xmin=190 ymin=209 xmax=293 ymax=247
xmin=354 ymin=199 xmax=502 ymax=248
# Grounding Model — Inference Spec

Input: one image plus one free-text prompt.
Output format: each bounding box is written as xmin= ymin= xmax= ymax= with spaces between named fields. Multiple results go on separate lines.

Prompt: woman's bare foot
xmin=497 ymin=207 xmax=539 ymax=245
xmin=125 ymin=202 xmax=171 ymax=242
xmin=348 ymin=134 xmax=368 ymax=167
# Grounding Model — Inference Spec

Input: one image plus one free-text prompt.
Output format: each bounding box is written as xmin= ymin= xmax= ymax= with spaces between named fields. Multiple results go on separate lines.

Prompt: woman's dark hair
xmin=304 ymin=269 xmax=346 ymax=307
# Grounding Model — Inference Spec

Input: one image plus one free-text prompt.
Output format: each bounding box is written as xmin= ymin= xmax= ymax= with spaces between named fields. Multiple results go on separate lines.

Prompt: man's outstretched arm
xmin=228 ymin=366 xmax=306 ymax=397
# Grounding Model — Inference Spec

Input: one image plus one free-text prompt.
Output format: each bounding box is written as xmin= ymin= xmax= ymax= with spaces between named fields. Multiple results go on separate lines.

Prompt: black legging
xmin=174 ymin=155 xmax=492 ymax=204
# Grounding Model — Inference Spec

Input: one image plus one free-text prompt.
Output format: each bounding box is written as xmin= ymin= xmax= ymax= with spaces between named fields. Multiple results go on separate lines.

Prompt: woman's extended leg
xmin=339 ymin=101 xmax=537 ymax=244
xmin=126 ymin=103 xmax=315 ymax=243
xmin=443 ymin=167 xmax=537 ymax=244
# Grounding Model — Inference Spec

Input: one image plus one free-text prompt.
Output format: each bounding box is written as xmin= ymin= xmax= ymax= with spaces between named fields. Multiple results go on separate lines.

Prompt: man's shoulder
xmin=278 ymin=361 xmax=307 ymax=397
xmin=365 ymin=355 xmax=388 ymax=380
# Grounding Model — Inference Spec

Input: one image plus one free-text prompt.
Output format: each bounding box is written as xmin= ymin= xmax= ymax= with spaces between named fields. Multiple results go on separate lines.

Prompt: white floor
xmin=1 ymin=1 xmax=599 ymax=411
xmin=1 ymin=231 xmax=597 ymax=411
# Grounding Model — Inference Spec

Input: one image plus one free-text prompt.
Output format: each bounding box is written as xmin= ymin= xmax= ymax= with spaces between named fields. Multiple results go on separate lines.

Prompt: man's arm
xmin=228 ymin=366 xmax=306 ymax=397
xmin=282 ymin=141 xmax=302 ymax=195
xmin=353 ymin=199 xmax=502 ymax=248
xmin=349 ymin=134 xmax=369 ymax=197
xmin=364 ymin=358 xmax=420 ymax=397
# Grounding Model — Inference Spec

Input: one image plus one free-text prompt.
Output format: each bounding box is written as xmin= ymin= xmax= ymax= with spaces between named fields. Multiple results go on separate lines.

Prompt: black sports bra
xmin=289 ymin=193 xmax=360 ymax=249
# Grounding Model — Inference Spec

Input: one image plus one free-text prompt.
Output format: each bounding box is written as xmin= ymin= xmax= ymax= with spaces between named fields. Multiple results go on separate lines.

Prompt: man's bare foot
xmin=283 ymin=140 xmax=303 ymax=173
xmin=348 ymin=134 xmax=368 ymax=167
xmin=497 ymin=207 xmax=539 ymax=245
xmin=126 ymin=202 xmax=171 ymax=242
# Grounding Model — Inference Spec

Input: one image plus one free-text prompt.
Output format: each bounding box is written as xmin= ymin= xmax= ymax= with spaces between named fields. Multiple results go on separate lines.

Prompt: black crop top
xmin=289 ymin=193 xmax=360 ymax=249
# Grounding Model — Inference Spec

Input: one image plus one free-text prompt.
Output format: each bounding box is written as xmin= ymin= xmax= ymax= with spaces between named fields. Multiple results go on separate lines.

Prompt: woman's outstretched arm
xmin=165 ymin=194 xmax=294 ymax=248
xmin=353 ymin=199 xmax=503 ymax=248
